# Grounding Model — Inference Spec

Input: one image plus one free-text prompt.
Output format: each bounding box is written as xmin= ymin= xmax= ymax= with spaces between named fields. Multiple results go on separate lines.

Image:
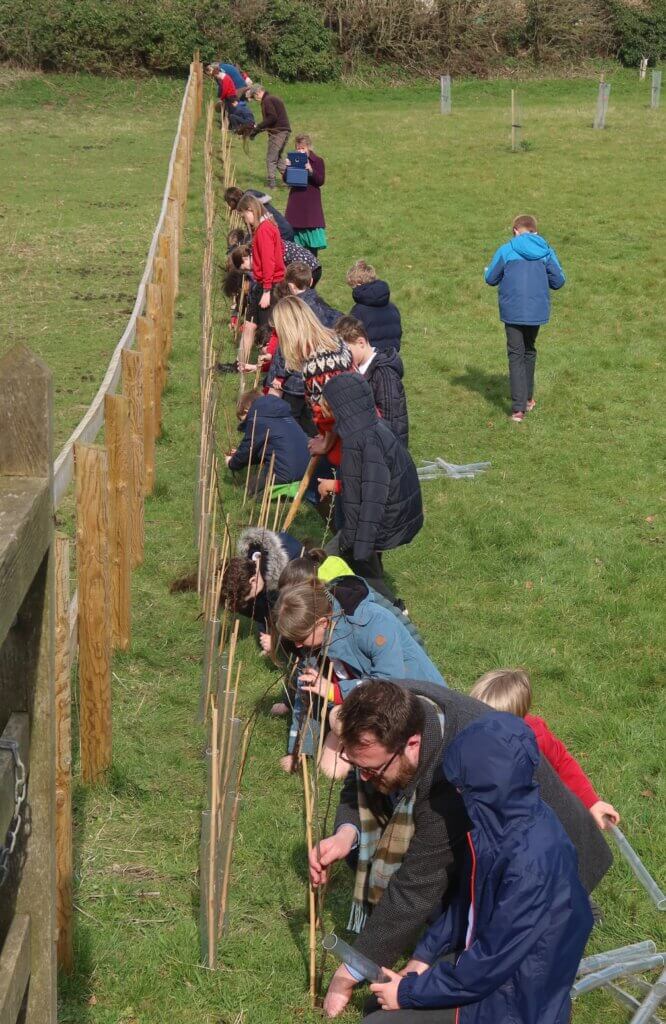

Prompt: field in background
xmin=0 ymin=69 xmax=664 ymax=1022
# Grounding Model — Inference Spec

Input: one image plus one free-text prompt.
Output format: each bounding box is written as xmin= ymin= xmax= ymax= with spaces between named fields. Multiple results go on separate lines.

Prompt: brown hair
xmin=469 ymin=669 xmax=532 ymax=718
xmin=346 ymin=259 xmax=377 ymax=288
xmin=278 ymin=549 xmax=327 ymax=589
xmin=236 ymin=388 xmax=263 ymax=421
xmin=224 ymin=186 xmax=244 ymax=209
xmin=512 ymin=214 xmax=538 ymax=233
xmin=285 ymin=261 xmax=313 ymax=291
xmin=227 ymin=227 xmax=246 ymax=248
xmin=220 ymin=557 xmax=257 ymax=611
xmin=338 ymin=680 xmax=425 ymax=751
xmin=230 ymin=244 xmax=252 ymax=270
xmin=236 ymin=193 xmax=269 ymax=228
xmin=272 ymin=579 xmax=332 ymax=644
xmin=334 ymin=315 xmax=368 ymax=345
xmin=295 ymin=133 xmax=312 ymax=148
xmin=271 ymin=295 xmax=339 ymax=372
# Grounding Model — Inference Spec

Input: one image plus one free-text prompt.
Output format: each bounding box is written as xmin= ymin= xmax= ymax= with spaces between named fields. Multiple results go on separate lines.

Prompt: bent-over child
xmin=347 ymin=259 xmax=402 ymax=354
xmin=470 ymin=668 xmax=619 ymax=830
xmin=336 ymin=315 xmax=409 ymax=447
xmin=225 ymin=388 xmax=311 ymax=492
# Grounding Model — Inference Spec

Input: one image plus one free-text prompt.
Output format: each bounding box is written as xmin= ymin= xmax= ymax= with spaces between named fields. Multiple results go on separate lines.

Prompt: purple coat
xmin=284 ymin=151 xmax=326 ymax=230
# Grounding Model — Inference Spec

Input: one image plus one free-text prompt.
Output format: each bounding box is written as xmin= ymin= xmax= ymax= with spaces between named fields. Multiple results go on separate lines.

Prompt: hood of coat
xmin=352 ymin=279 xmax=391 ymax=307
xmin=366 ymin=347 xmax=404 ymax=380
xmin=443 ymin=713 xmax=541 ymax=845
xmin=236 ymin=527 xmax=291 ymax=591
xmin=323 ymin=372 xmax=378 ymax=438
xmin=510 ymin=233 xmax=551 ymax=261
xmin=328 ymin=574 xmax=371 ymax=618
xmin=247 ymin=394 xmax=293 ymax=420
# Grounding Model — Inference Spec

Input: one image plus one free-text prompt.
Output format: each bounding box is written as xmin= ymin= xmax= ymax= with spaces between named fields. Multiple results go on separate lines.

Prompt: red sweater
xmin=216 ymin=73 xmax=237 ymax=101
xmin=525 ymin=714 xmax=599 ymax=809
xmin=252 ymin=219 xmax=285 ymax=290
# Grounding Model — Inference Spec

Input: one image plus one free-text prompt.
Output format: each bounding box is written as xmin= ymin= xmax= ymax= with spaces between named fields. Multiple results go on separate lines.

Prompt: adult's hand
xmin=400 ymin=959 xmax=430 ymax=976
xmin=593 ymin=802 xmax=620 ymax=829
xmin=309 ymin=825 xmax=356 ymax=886
xmin=323 ymin=964 xmax=356 ymax=1018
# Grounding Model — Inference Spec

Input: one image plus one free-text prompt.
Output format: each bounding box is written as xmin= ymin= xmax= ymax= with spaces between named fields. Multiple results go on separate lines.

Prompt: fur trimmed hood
xmin=236 ymin=528 xmax=299 ymax=591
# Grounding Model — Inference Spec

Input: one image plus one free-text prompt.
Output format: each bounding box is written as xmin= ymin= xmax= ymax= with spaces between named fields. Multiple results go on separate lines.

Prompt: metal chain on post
xmin=0 ymin=737 xmax=27 ymax=887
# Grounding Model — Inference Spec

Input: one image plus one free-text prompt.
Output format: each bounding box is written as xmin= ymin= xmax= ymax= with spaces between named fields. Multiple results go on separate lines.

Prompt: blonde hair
xmin=469 ymin=669 xmax=532 ymax=718
xmin=272 ymin=296 xmax=339 ymax=372
xmin=236 ymin=193 xmax=269 ymax=229
xmin=346 ymin=259 xmax=377 ymax=288
xmin=273 ymin=580 xmax=332 ymax=644
xmin=295 ymin=133 xmax=312 ymax=148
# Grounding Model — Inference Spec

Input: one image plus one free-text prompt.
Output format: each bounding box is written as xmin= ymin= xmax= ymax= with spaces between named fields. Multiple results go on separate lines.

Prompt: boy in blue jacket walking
xmin=485 ymin=215 xmax=565 ymax=422
xmin=368 ymin=713 xmax=593 ymax=1024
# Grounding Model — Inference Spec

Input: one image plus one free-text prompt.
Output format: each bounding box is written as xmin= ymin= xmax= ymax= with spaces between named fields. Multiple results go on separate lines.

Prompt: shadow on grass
xmin=450 ymin=366 xmax=509 ymax=413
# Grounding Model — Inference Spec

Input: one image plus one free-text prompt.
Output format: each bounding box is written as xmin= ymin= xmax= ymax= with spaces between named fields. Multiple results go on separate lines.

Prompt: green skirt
xmin=293 ymin=227 xmax=327 ymax=250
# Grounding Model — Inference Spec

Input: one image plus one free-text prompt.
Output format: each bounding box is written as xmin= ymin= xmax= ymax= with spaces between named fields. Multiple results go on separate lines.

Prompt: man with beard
xmin=310 ymin=679 xmax=612 ymax=1018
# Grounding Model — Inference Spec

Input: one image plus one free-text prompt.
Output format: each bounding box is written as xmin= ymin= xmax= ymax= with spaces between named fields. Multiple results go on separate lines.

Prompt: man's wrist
xmin=335 ymin=823 xmax=359 ymax=852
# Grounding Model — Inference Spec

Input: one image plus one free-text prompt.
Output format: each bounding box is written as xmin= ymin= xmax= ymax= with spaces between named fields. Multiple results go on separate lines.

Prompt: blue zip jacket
xmin=218 ymin=63 xmax=246 ymax=89
xmin=287 ymin=576 xmax=445 ymax=754
xmin=484 ymin=233 xmax=565 ymax=325
xmin=228 ymin=395 xmax=310 ymax=483
xmin=398 ymin=714 xmax=593 ymax=1024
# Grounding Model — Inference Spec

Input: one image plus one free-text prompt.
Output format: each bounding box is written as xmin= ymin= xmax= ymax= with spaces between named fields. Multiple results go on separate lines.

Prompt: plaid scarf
xmin=348 ymin=698 xmax=445 ymax=933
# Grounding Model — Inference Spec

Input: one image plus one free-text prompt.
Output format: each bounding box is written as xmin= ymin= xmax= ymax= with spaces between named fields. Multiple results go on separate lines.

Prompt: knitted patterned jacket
xmin=301 ymin=338 xmax=354 ymax=433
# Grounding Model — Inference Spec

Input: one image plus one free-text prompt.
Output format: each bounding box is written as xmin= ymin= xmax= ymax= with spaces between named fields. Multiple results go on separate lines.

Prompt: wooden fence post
xmin=121 ymin=350 xmax=145 ymax=568
xmin=147 ymin=282 xmax=166 ymax=410
xmin=74 ymin=443 xmax=112 ymax=783
xmin=0 ymin=344 xmax=57 ymax=1023
xmin=104 ymin=395 xmax=132 ymax=651
xmin=137 ymin=314 xmax=159 ymax=471
xmin=54 ymin=533 xmax=73 ymax=973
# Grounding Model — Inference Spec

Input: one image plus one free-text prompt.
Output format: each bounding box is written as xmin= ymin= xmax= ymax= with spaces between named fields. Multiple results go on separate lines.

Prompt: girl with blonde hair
xmin=271 ymin=295 xmax=353 ymax=457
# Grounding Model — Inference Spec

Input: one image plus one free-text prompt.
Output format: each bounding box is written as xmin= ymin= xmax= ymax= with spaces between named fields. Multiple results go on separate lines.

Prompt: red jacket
xmin=252 ymin=219 xmax=285 ymax=290
xmin=216 ymin=72 xmax=237 ymax=101
xmin=525 ymin=714 xmax=599 ymax=809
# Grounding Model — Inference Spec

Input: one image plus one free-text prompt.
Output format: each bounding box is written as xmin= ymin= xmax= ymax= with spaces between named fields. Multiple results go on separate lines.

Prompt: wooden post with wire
xmin=121 ymin=349 xmax=145 ymax=568
xmin=104 ymin=394 xmax=132 ymax=651
xmin=75 ymin=443 xmax=112 ymax=783
xmin=54 ymin=533 xmax=73 ymax=973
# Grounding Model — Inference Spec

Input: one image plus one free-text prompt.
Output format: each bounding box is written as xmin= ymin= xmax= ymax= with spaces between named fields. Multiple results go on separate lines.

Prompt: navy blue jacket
xmin=228 ymin=395 xmax=310 ymax=483
xmin=398 ymin=714 xmax=593 ymax=1024
xmin=485 ymin=233 xmax=565 ymax=325
xmin=363 ymin=348 xmax=408 ymax=447
xmin=245 ymin=189 xmax=294 ymax=242
xmin=298 ymin=287 xmax=343 ymax=328
xmin=264 ymin=345 xmax=304 ymax=397
xmin=350 ymin=280 xmax=402 ymax=353
xmin=323 ymin=373 xmax=423 ymax=559
xmin=218 ymin=63 xmax=246 ymax=89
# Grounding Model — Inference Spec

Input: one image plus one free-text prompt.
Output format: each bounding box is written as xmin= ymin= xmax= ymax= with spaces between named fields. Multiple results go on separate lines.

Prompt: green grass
xmin=1 ymin=68 xmax=664 ymax=1023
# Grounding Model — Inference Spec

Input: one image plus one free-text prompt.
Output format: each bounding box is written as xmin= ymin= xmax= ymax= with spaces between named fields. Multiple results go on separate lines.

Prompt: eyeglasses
xmin=338 ymin=746 xmax=403 ymax=781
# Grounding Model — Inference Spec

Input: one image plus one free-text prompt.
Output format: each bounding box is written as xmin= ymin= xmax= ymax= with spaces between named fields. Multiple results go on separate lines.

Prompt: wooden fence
xmin=0 ymin=56 xmax=203 ymax=1020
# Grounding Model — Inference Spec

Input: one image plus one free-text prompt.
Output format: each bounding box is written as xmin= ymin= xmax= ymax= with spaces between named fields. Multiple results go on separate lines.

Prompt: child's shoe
xmin=510 ymin=411 xmax=525 ymax=422
xmin=526 ymin=399 xmax=537 ymax=412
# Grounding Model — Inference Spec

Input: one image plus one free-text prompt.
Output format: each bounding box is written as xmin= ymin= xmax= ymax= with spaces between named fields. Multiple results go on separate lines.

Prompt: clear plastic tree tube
xmin=629 ymin=967 xmax=666 ymax=1024
xmin=608 ymin=823 xmax=666 ymax=911
xmin=322 ymin=933 xmax=388 ymax=983
xmin=571 ymin=953 xmax=666 ymax=998
xmin=578 ymin=941 xmax=657 ymax=975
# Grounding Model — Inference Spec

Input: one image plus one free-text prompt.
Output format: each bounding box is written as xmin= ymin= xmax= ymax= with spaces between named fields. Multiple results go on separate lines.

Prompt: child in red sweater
xmin=470 ymin=668 xmax=620 ymax=830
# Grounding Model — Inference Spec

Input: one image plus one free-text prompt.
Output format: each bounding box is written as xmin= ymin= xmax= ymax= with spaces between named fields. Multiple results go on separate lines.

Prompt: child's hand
xmin=590 ymin=801 xmax=620 ymax=830
xmin=225 ymin=454 xmax=233 ymax=467
xmin=280 ymin=753 xmax=297 ymax=774
xmin=317 ymin=477 xmax=336 ymax=500
xmin=259 ymin=290 xmax=271 ymax=309
xmin=299 ymin=666 xmax=330 ymax=698
xmin=400 ymin=959 xmax=430 ymax=976
xmin=285 ymin=157 xmax=291 ymax=166
xmin=258 ymin=631 xmax=272 ymax=654
xmin=369 ymin=968 xmax=403 ymax=1011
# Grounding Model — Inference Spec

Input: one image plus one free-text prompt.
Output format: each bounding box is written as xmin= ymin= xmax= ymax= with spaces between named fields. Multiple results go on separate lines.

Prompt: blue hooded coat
xmin=350 ymin=280 xmax=402 ymax=353
xmin=398 ymin=713 xmax=593 ymax=1024
xmin=228 ymin=394 xmax=310 ymax=483
xmin=484 ymin=233 xmax=565 ymax=325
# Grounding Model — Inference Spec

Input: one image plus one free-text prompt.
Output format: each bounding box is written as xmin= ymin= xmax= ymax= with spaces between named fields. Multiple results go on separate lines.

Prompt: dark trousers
xmin=364 ymin=1005 xmax=455 ymax=1023
xmin=505 ymin=323 xmax=540 ymax=413
xmin=266 ymin=130 xmax=290 ymax=185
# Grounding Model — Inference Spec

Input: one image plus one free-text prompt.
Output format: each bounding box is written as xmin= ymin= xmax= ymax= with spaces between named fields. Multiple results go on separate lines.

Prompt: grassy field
xmin=1 ymin=68 xmax=664 ymax=1023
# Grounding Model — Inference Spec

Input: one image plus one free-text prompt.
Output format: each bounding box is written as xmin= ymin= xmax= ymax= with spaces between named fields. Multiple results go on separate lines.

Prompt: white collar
xmin=357 ymin=351 xmax=376 ymax=374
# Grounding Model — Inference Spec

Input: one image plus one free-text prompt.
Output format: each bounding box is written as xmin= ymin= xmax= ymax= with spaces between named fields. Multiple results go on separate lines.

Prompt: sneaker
xmin=510 ymin=411 xmax=525 ymax=422
xmin=526 ymin=399 xmax=537 ymax=412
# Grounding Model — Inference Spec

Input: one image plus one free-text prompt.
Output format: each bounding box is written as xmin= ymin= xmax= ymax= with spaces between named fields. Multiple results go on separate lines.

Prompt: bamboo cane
xmin=301 ymin=754 xmax=318 ymax=1005
xmin=283 ymin=456 xmax=319 ymax=531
